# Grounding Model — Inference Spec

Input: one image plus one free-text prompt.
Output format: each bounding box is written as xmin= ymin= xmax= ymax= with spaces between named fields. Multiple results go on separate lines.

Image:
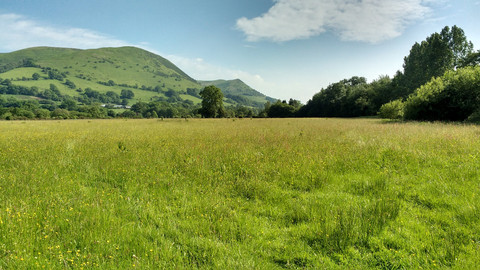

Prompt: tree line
xmin=264 ymin=25 xmax=480 ymax=121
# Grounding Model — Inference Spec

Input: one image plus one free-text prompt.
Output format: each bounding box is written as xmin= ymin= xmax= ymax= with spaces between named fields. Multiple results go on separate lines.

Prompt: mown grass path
xmin=0 ymin=118 xmax=479 ymax=269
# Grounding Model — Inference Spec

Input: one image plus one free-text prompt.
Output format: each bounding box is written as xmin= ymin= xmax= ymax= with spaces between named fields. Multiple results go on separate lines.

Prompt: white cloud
xmin=236 ymin=0 xmax=435 ymax=43
xmin=0 ymin=13 xmax=129 ymax=51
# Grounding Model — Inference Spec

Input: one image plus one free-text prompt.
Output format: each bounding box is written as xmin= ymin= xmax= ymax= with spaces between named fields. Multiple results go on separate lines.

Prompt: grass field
xmin=0 ymin=118 xmax=479 ymax=269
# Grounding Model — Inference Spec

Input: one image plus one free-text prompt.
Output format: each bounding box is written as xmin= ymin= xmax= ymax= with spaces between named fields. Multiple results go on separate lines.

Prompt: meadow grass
xmin=0 ymin=118 xmax=479 ymax=269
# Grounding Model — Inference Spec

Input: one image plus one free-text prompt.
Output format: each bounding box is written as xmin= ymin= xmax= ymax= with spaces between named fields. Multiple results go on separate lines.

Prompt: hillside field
xmin=0 ymin=47 xmax=275 ymax=108
xmin=1 ymin=118 xmax=479 ymax=269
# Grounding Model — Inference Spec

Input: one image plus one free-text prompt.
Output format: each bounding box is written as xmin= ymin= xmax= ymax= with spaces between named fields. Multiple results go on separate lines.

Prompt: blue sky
xmin=0 ymin=0 xmax=479 ymax=102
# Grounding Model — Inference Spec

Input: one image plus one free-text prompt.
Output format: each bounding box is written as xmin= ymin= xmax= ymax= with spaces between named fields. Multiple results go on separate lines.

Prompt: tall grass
xmin=0 ymin=118 xmax=479 ymax=269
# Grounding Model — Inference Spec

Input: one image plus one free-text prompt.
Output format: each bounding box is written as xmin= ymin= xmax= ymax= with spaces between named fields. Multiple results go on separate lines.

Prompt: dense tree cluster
xmin=128 ymin=100 xmax=199 ymax=118
xmin=0 ymin=79 xmax=40 ymax=96
xmin=289 ymin=25 xmax=478 ymax=122
xmin=46 ymin=68 xmax=67 ymax=81
xmin=402 ymin=66 xmax=480 ymax=121
xmin=79 ymin=88 xmax=123 ymax=104
xmin=120 ymin=89 xmax=135 ymax=99
xmin=0 ymin=95 xmax=113 ymax=120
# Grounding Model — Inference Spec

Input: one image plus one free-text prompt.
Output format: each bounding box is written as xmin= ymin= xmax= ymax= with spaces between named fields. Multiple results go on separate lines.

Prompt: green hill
xmin=0 ymin=47 xmax=202 ymax=104
xmin=0 ymin=46 xmax=275 ymax=108
xmin=199 ymin=79 xmax=275 ymax=107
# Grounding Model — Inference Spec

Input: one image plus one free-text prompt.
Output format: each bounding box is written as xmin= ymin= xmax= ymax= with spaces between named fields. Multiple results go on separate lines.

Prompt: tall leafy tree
xmin=199 ymin=85 xmax=225 ymax=118
xmin=442 ymin=25 xmax=474 ymax=68
xmin=396 ymin=25 xmax=474 ymax=99
xmin=459 ymin=50 xmax=480 ymax=67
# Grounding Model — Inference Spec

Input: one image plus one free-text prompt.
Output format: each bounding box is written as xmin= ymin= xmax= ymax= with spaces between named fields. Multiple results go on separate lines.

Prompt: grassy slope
xmin=199 ymin=79 xmax=276 ymax=104
xmin=0 ymin=47 xmax=274 ymax=107
xmin=5 ymin=70 xmax=167 ymax=105
xmin=0 ymin=118 xmax=479 ymax=269
xmin=0 ymin=47 xmax=202 ymax=105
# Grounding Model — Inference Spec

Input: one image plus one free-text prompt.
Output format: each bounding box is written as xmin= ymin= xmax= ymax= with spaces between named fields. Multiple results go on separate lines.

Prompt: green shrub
xmin=404 ymin=66 xmax=480 ymax=121
xmin=1 ymin=112 xmax=13 ymax=120
xmin=378 ymin=99 xmax=404 ymax=119
xmin=465 ymin=110 xmax=480 ymax=123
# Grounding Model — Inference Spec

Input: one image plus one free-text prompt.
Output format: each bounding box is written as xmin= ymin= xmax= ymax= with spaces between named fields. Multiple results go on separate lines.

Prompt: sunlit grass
xmin=0 ymin=118 xmax=479 ymax=269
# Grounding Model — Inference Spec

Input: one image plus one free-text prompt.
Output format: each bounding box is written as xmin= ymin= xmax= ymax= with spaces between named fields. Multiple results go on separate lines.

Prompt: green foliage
xmin=396 ymin=25 xmax=474 ymax=99
xmin=404 ymin=66 xmax=480 ymax=121
xmin=0 ymin=95 xmax=118 ymax=120
xmin=120 ymin=89 xmax=134 ymax=99
xmin=47 ymin=69 xmax=66 ymax=81
xmin=267 ymin=100 xmax=297 ymax=118
xmin=299 ymin=76 xmax=375 ymax=117
xmin=459 ymin=50 xmax=480 ymax=67
xmin=59 ymin=99 xmax=78 ymax=111
xmin=64 ymin=79 xmax=76 ymax=89
xmin=465 ymin=110 xmax=480 ymax=123
xmin=199 ymin=85 xmax=225 ymax=118
xmin=31 ymin=72 xmax=40 ymax=80
xmin=128 ymin=100 xmax=198 ymax=118
xmin=378 ymin=99 xmax=404 ymax=119
xmin=81 ymin=88 xmax=121 ymax=104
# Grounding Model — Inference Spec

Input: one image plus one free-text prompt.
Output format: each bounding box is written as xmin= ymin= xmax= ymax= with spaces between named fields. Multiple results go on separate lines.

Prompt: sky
xmin=0 ymin=0 xmax=479 ymax=102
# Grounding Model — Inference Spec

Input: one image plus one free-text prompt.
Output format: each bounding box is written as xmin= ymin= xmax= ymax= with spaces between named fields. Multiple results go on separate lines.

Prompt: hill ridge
xmin=0 ymin=46 xmax=275 ymax=108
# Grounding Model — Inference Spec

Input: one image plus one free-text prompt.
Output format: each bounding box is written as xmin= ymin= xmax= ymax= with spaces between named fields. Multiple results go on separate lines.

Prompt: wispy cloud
xmin=164 ymin=54 xmax=289 ymax=100
xmin=236 ymin=0 xmax=435 ymax=43
xmin=0 ymin=13 xmax=129 ymax=51
xmin=167 ymin=55 xmax=265 ymax=84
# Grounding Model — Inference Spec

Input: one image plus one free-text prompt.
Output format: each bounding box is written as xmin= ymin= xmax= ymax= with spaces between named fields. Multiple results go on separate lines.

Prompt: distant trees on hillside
xmin=97 ymin=80 xmax=116 ymax=86
xmin=47 ymin=69 xmax=66 ymax=81
xmin=120 ymin=89 xmax=135 ymax=99
xmin=0 ymin=58 xmax=39 ymax=73
xmin=79 ymin=88 xmax=122 ymax=104
xmin=0 ymin=95 xmax=112 ymax=120
xmin=64 ymin=79 xmax=76 ymax=89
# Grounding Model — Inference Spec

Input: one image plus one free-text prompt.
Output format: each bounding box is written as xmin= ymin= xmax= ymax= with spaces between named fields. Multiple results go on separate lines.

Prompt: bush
xmin=404 ymin=66 xmax=480 ymax=121
xmin=1 ymin=112 xmax=13 ymax=120
xmin=51 ymin=108 xmax=70 ymax=119
xmin=465 ymin=110 xmax=480 ymax=123
xmin=378 ymin=99 xmax=404 ymax=119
